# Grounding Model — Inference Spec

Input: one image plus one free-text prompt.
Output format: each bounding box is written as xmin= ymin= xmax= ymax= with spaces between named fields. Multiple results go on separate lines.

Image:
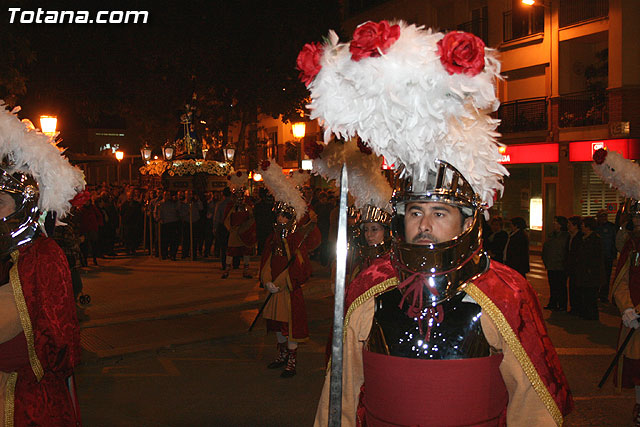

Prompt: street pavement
xmin=74 ymin=251 xmax=634 ymax=426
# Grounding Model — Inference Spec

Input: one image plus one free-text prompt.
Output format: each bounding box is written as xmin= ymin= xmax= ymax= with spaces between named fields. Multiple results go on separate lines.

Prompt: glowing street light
xmin=115 ymin=150 xmax=124 ymax=161
xmin=223 ymin=143 xmax=236 ymax=163
xmin=140 ymin=144 xmax=152 ymax=163
xmin=292 ymin=122 xmax=306 ymax=139
xmin=40 ymin=115 xmax=57 ymax=138
xmin=252 ymin=172 xmax=263 ymax=182
xmin=522 ymin=0 xmax=536 ymax=5
xmin=162 ymin=142 xmax=175 ymax=161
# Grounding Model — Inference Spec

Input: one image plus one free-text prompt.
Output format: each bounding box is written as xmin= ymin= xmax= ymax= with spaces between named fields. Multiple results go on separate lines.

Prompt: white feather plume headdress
xmin=259 ymin=159 xmax=307 ymax=221
xmin=0 ymin=103 xmax=85 ymax=217
xmin=592 ymin=148 xmax=640 ymax=200
xmin=227 ymin=169 xmax=249 ymax=191
xmin=297 ymin=20 xmax=509 ymax=208
xmin=308 ymin=138 xmax=393 ymax=212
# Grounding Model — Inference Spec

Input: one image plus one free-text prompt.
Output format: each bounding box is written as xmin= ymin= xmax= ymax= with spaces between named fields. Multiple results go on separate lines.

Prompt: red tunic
xmin=224 ymin=205 xmax=256 ymax=256
xmin=343 ymin=254 xmax=573 ymax=425
xmin=1 ymin=237 xmax=81 ymax=426
xmin=260 ymin=218 xmax=321 ymax=340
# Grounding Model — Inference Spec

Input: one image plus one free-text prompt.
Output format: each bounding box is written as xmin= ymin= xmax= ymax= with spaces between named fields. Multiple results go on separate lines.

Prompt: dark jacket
xmin=542 ymin=230 xmax=569 ymax=272
xmin=576 ymin=232 xmax=605 ymax=288
xmin=486 ymin=230 xmax=508 ymax=263
xmin=505 ymin=228 xmax=530 ymax=277
xmin=566 ymin=231 xmax=583 ymax=277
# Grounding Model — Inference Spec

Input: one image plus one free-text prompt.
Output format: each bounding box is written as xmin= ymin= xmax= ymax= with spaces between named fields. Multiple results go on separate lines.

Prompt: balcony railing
xmin=558 ymin=91 xmax=608 ymax=128
xmin=503 ymin=8 xmax=544 ymax=42
xmin=497 ymin=97 xmax=548 ymax=133
xmin=559 ymin=0 xmax=608 ymax=28
xmin=457 ymin=18 xmax=488 ymax=45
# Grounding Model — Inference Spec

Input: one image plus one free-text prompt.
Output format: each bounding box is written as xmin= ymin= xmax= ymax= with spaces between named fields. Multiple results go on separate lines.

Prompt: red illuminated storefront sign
xmin=498 ymin=143 xmax=559 ymax=164
xmin=568 ymin=138 xmax=640 ymax=161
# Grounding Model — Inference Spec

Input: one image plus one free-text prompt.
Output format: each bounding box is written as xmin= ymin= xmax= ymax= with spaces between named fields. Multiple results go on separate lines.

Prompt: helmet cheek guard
xmin=0 ymin=169 xmax=41 ymax=257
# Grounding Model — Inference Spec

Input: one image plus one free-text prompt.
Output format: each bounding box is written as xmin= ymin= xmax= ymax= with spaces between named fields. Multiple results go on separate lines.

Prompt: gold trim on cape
xmin=4 ymin=372 xmax=17 ymax=427
xmin=465 ymin=283 xmax=564 ymax=427
xmin=9 ymin=251 xmax=44 ymax=382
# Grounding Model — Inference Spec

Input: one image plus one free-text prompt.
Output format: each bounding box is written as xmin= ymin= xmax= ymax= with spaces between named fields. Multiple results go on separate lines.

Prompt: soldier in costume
xmin=593 ymin=148 xmax=640 ymax=425
xmin=222 ymin=170 xmax=256 ymax=279
xmin=258 ymin=160 xmax=321 ymax=378
xmin=0 ymin=104 xmax=85 ymax=425
xmin=297 ymin=21 xmax=573 ymax=426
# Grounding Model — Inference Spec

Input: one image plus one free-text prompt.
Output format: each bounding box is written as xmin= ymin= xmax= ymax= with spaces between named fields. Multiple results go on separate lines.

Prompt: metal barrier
xmin=497 ymin=97 xmax=548 ymax=133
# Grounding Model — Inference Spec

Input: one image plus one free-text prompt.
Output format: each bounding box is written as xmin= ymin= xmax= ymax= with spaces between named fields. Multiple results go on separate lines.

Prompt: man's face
xmin=363 ymin=222 xmax=385 ymax=246
xmin=403 ymin=202 xmax=471 ymax=245
xmin=0 ymin=192 xmax=17 ymax=219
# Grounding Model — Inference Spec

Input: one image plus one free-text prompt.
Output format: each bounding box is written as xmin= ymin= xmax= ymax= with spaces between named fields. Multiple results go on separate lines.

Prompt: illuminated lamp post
xmin=292 ymin=122 xmax=307 ymax=169
xmin=40 ymin=115 xmax=57 ymax=138
xmin=162 ymin=142 xmax=175 ymax=162
xmin=223 ymin=142 xmax=236 ymax=164
xmin=115 ymin=150 xmax=124 ymax=184
xmin=140 ymin=144 xmax=152 ymax=164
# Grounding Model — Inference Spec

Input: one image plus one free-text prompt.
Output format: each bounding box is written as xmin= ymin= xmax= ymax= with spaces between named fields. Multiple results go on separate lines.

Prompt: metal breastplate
xmin=366 ymin=288 xmax=490 ymax=359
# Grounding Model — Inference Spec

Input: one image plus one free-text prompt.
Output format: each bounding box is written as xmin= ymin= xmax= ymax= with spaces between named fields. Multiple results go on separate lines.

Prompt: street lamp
xmin=140 ymin=144 xmax=152 ymax=163
xmin=40 ymin=115 xmax=57 ymax=138
xmin=162 ymin=142 xmax=175 ymax=162
xmin=202 ymin=146 xmax=209 ymax=160
xmin=292 ymin=122 xmax=306 ymax=139
xmin=223 ymin=143 xmax=236 ymax=163
xmin=115 ymin=150 xmax=124 ymax=184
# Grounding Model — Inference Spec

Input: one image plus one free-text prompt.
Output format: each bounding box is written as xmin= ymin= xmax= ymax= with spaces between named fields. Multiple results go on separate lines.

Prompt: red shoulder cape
xmin=11 ymin=236 xmax=81 ymax=426
xmin=344 ymin=255 xmax=573 ymax=420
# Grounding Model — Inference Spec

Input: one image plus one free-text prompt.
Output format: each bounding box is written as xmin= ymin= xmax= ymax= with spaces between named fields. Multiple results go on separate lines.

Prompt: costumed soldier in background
xmin=593 ymin=148 xmax=640 ymax=426
xmin=0 ymin=104 xmax=85 ymax=425
xmin=258 ymin=160 xmax=320 ymax=378
xmin=222 ymin=170 xmax=256 ymax=279
xmin=298 ymin=22 xmax=573 ymax=426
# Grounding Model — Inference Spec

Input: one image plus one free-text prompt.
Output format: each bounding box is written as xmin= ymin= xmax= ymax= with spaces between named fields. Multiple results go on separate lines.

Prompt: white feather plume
xmin=0 ymin=103 xmax=85 ymax=217
xmin=311 ymin=139 xmax=393 ymax=211
xmin=306 ymin=21 xmax=508 ymax=207
xmin=592 ymin=150 xmax=640 ymax=200
xmin=260 ymin=160 xmax=307 ymax=221
xmin=288 ymin=169 xmax=311 ymax=188
xmin=228 ymin=170 xmax=249 ymax=191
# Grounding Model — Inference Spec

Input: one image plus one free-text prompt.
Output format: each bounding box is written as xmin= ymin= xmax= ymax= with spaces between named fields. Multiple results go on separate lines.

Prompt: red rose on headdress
xmin=349 ymin=20 xmax=401 ymax=62
xmin=236 ymin=171 xmax=243 ymax=177
xmin=304 ymin=140 xmax=324 ymax=159
xmin=296 ymin=42 xmax=324 ymax=86
xmin=437 ymin=32 xmax=485 ymax=76
xmin=593 ymin=148 xmax=608 ymax=164
xmin=70 ymin=190 xmax=91 ymax=208
xmin=357 ymin=138 xmax=372 ymax=155
xmin=261 ymin=160 xmax=271 ymax=171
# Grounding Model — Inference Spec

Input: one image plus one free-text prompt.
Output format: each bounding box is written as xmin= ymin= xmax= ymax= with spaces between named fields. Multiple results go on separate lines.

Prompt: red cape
xmin=3 ymin=237 xmax=81 ymax=426
xmin=345 ymin=254 xmax=573 ymax=421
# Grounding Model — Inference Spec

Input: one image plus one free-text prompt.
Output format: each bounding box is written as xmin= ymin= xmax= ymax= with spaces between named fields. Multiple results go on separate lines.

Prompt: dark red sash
xmin=361 ymin=350 xmax=507 ymax=427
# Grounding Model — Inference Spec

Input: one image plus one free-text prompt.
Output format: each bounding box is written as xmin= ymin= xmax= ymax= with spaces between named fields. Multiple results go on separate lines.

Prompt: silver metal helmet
xmin=0 ymin=168 xmax=40 ymax=257
xmin=272 ymin=200 xmax=297 ymax=240
xmin=390 ymin=159 xmax=489 ymax=306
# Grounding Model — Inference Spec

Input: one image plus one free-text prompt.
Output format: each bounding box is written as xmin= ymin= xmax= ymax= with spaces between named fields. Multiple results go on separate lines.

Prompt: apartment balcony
xmin=497 ymin=97 xmax=548 ymax=134
xmin=503 ymin=8 xmax=544 ymax=43
xmin=558 ymin=91 xmax=608 ymax=128
xmin=559 ymin=0 xmax=608 ymax=28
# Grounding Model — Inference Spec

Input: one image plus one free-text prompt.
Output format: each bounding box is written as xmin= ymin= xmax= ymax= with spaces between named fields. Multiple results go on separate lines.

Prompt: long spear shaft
xmin=598 ymin=327 xmax=636 ymax=388
xmin=329 ymin=164 xmax=348 ymax=427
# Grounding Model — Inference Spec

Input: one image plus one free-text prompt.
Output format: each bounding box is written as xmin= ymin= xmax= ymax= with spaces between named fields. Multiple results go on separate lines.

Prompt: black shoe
xmin=267 ymin=360 xmax=287 ymax=369
xmin=280 ymin=369 xmax=296 ymax=378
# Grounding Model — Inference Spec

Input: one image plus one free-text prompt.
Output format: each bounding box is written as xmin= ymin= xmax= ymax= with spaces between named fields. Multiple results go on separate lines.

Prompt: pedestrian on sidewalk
xmin=575 ymin=216 xmax=604 ymax=320
xmin=542 ymin=216 xmax=569 ymax=311
xmin=155 ymin=191 xmax=180 ymax=261
xmin=0 ymin=106 xmax=84 ymax=425
xmin=504 ymin=216 xmax=530 ymax=279
xmin=567 ymin=216 xmax=583 ymax=315
xmin=596 ymin=209 xmax=618 ymax=302
xmin=258 ymin=160 xmax=320 ymax=378
xmin=222 ymin=171 xmax=256 ymax=279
